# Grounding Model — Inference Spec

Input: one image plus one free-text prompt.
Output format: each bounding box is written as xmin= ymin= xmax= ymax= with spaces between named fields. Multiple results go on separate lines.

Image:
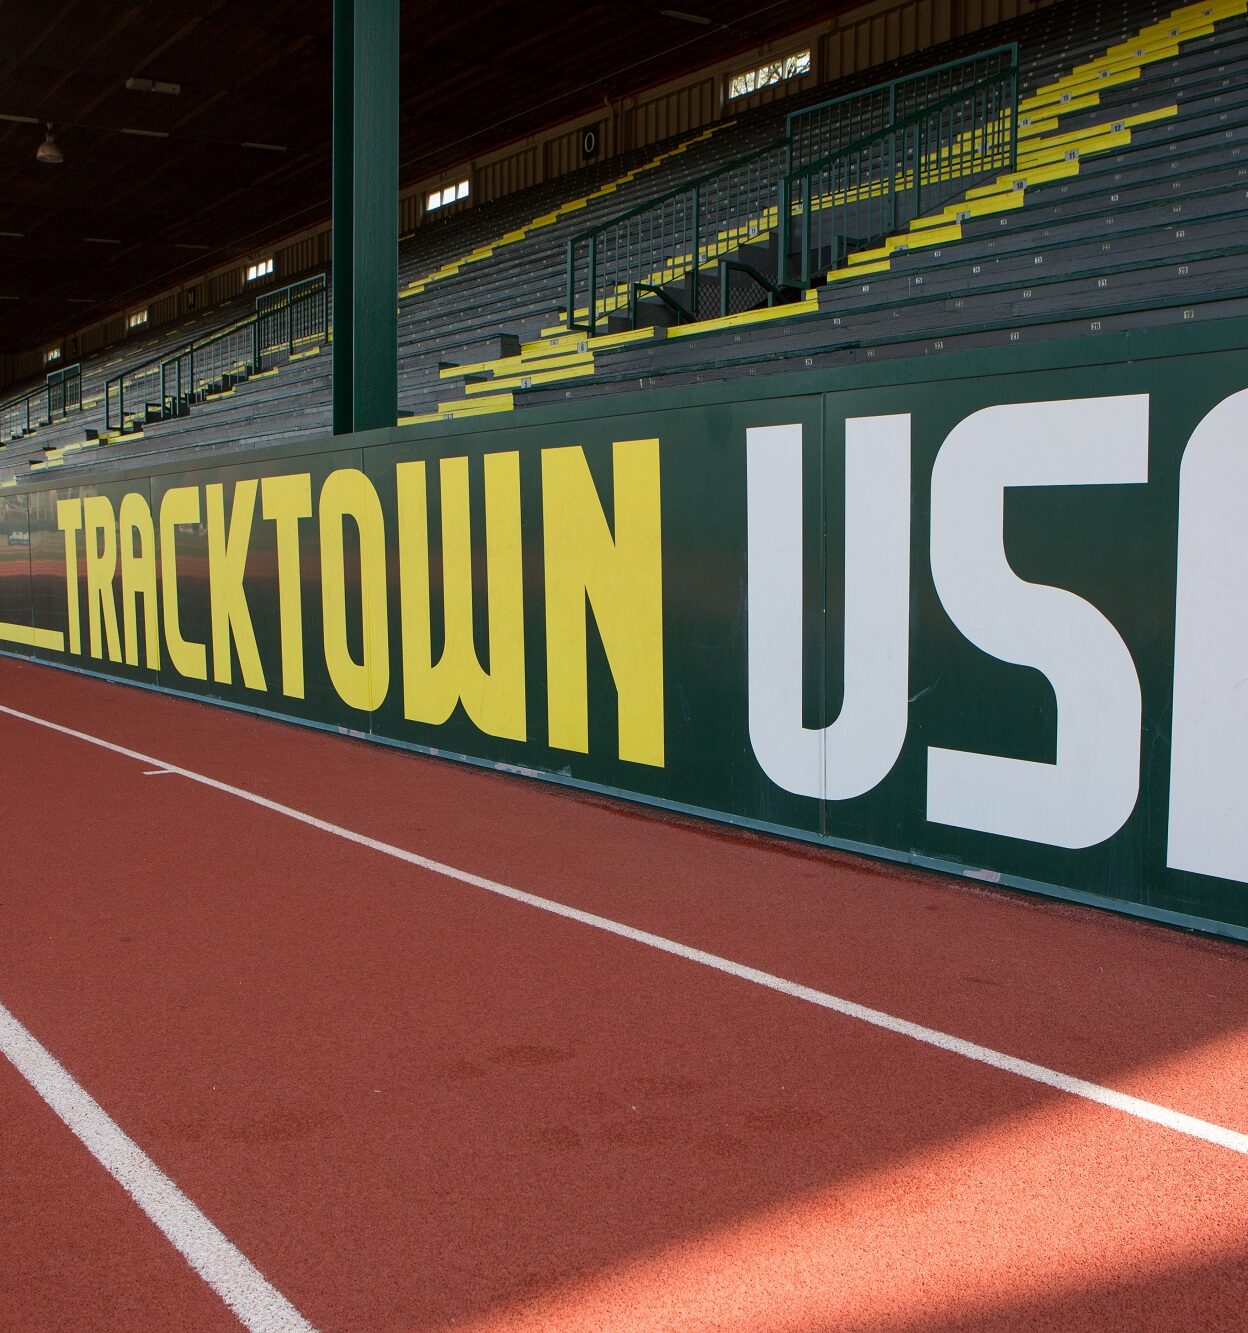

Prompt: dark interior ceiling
xmin=0 ymin=0 xmax=855 ymax=356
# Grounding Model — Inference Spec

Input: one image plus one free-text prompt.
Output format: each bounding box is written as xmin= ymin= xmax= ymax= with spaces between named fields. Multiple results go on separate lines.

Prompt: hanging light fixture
xmin=36 ymin=123 xmax=63 ymax=165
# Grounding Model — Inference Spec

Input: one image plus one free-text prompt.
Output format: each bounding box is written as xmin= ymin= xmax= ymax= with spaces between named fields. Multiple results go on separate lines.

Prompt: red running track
xmin=0 ymin=655 xmax=1247 ymax=1331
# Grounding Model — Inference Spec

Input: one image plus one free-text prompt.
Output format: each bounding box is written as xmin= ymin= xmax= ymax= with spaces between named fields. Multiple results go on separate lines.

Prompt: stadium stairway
xmin=395 ymin=2 xmax=1197 ymax=421
xmin=478 ymin=0 xmax=1248 ymax=414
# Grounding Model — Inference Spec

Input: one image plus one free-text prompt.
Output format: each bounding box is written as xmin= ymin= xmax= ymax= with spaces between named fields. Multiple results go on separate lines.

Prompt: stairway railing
xmin=786 ymin=44 xmax=1018 ymax=170
xmin=565 ymin=140 xmax=790 ymax=336
xmin=0 ymin=364 xmax=82 ymax=442
xmin=106 ymin=275 xmax=329 ymax=433
xmin=780 ymin=65 xmax=1019 ymax=290
xmin=564 ymin=44 xmax=1018 ymax=333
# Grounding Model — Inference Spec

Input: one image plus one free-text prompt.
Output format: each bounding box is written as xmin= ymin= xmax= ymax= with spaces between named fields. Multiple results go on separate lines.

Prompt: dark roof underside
xmin=0 ymin=0 xmax=855 ymax=352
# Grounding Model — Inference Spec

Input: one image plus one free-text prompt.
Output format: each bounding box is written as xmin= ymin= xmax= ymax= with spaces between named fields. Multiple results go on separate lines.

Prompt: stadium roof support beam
xmin=332 ymin=0 xmax=399 ymax=434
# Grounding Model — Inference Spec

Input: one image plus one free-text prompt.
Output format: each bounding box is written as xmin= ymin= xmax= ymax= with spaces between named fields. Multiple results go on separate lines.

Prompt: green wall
xmin=2 ymin=320 xmax=1246 ymax=940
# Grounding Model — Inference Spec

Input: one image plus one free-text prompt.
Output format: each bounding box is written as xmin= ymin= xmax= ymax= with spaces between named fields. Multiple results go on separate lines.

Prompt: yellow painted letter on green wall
xmin=119 ymin=492 xmax=159 ymax=669
xmin=82 ymin=495 xmax=122 ymax=663
xmin=541 ymin=438 xmax=664 ymax=766
xmin=206 ymin=480 xmax=266 ymax=691
xmin=396 ymin=452 xmax=526 ymax=740
xmin=261 ymin=473 xmax=313 ymax=699
xmin=159 ymin=486 xmax=208 ymax=681
xmin=319 ymin=468 xmax=389 ymax=712
xmin=56 ymin=498 xmax=84 ymax=655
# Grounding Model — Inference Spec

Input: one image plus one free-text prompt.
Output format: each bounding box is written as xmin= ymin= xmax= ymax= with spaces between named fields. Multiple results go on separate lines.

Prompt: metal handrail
xmin=787 ymin=69 xmax=1020 ymax=186
xmin=563 ymin=44 xmax=1018 ymax=334
xmin=786 ymin=43 xmax=1019 ymax=161
xmin=568 ymin=140 xmax=788 ymax=245
xmin=106 ymin=275 xmax=328 ymax=433
xmin=565 ymin=139 xmax=790 ymax=335
xmin=0 ymin=364 xmax=82 ymax=441
xmin=779 ymin=64 xmax=1019 ymax=290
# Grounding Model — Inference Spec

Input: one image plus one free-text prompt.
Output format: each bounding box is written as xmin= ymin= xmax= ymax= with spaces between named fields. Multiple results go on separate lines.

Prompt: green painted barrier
xmin=2 ymin=319 xmax=1246 ymax=940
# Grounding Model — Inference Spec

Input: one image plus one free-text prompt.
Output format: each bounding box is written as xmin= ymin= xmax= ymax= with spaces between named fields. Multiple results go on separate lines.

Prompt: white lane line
xmin=3 ymin=701 xmax=1248 ymax=1159
xmin=0 ymin=1002 xmax=314 ymax=1332
xmin=143 ymin=768 xmax=176 ymax=776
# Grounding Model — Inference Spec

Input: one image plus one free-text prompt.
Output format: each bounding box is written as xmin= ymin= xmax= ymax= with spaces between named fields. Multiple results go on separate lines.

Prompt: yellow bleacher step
xmin=1023 ymin=66 xmax=1140 ymax=115
xmin=466 ymin=361 xmax=594 ymax=394
xmin=666 ymin=297 xmax=818 ymax=340
xmin=588 ymin=326 xmax=663 ymax=351
xmin=1053 ymin=43 xmax=1179 ymax=94
xmin=441 ymin=347 xmax=594 ymax=381
xmin=536 ymin=324 xmax=592 ymax=343
xmin=967 ymin=157 xmax=1081 ymax=200
xmin=1019 ymin=92 xmax=1102 ymax=132
xmin=850 ymin=221 xmax=962 ymax=266
xmin=826 ymin=259 xmax=891 ymax=282
xmin=909 ymin=189 xmax=1026 ymax=233
xmin=434 ymin=392 xmax=515 ymax=416
xmin=1018 ymin=126 xmax=1131 ymax=170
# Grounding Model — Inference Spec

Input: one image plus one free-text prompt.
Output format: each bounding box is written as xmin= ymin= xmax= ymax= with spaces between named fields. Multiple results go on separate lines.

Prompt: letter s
xmin=927 ymin=396 xmax=1148 ymax=849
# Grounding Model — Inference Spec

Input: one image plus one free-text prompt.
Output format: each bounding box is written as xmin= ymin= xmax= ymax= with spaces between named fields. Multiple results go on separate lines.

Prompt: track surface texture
xmin=1 ymin=656 xmax=1246 ymax=1331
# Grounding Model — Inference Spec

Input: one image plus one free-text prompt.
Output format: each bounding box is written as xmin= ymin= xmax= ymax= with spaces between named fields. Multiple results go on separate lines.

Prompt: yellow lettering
xmin=82 ymin=495 xmax=122 ymax=662
xmin=159 ymin=486 xmax=208 ymax=681
xmin=56 ymin=498 xmax=83 ymax=655
xmin=319 ymin=468 xmax=389 ymax=712
xmin=396 ymin=453 xmax=525 ymax=739
xmin=119 ymin=492 xmax=159 ymax=669
xmin=206 ymin=480 xmax=266 ymax=690
xmin=261 ymin=473 xmax=313 ymax=699
xmin=541 ymin=439 xmax=664 ymax=765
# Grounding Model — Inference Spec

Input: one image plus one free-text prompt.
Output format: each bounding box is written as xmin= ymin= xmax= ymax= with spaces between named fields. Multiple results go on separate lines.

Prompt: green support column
xmin=333 ymin=0 xmax=399 ymax=435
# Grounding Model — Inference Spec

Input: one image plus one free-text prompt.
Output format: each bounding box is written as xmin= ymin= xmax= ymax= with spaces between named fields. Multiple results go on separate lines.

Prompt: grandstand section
xmin=2 ymin=0 xmax=1246 ymax=473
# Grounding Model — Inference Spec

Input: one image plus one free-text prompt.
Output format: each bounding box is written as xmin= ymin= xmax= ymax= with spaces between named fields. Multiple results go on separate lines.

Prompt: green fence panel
xmin=2 ymin=320 xmax=1246 ymax=939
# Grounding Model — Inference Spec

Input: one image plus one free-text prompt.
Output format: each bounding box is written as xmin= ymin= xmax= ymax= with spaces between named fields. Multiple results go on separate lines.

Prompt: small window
xmin=128 ymin=309 xmax=149 ymax=329
xmin=245 ymin=257 xmax=275 ymax=282
xmin=426 ymin=178 xmax=470 ymax=212
xmin=45 ymin=347 xmax=61 ymax=363
xmin=728 ymin=48 xmax=811 ymax=100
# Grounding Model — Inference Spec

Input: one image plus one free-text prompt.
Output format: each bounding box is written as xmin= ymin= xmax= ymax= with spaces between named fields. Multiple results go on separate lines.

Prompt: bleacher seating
xmin=4 ymin=0 xmax=1246 ymax=483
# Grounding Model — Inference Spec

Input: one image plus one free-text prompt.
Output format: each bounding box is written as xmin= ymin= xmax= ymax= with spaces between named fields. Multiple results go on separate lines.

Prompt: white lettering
xmin=1167 ymin=387 xmax=1248 ymax=882
xmin=746 ymin=418 xmax=912 ymax=801
xmin=926 ymin=396 xmax=1148 ymax=848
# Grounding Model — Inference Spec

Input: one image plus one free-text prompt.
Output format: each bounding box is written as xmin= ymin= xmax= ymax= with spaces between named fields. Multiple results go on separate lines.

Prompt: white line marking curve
xmin=3 ymin=700 xmax=1247 ymax=1160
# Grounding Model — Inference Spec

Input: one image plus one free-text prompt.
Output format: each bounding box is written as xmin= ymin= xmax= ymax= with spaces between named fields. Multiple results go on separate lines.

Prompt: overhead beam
xmin=332 ymin=0 xmax=398 ymax=435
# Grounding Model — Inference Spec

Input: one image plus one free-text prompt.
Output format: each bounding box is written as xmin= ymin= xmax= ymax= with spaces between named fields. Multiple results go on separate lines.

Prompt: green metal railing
xmin=106 ymin=275 xmax=329 ymax=433
xmin=779 ymin=65 xmax=1019 ymax=290
xmin=564 ymin=44 xmax=1019 ymax=333
xmin=787 ymin=44 xmax=1018 ymax=169
xmin=255 ymin=274 xmax=330 ymax=361
xmin=0 ymin=364 xmax=82 ymax=441
xmin=566 ymin=140 xmax=790 ymax=335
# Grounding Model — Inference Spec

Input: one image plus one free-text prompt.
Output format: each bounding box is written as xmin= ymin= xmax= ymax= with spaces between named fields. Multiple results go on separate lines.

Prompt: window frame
xmin=426 ymin=177 xmax=471 ymax=213
xmin=727 ymin=47 xmax=811 ymax=101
